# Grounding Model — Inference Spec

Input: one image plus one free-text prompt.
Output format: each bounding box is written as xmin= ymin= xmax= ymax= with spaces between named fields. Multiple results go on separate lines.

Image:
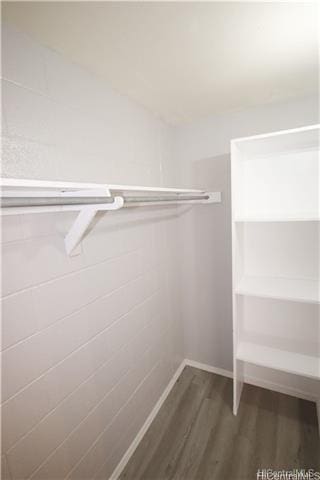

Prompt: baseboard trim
xmin=184 ymin=359 xmax=233 ymax=379
xmin=109 ymin=359 xmax=186 ymax=480
xmin=185 ymin=358 xmax=317 ymax=403
xmin=110 ymin=358 xmax=319 ymax=478
xmin=244 ymin=374 xmax=318 ymax=403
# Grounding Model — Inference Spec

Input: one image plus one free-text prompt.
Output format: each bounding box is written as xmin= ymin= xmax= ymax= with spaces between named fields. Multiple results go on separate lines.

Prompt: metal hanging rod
xmin=1 ymin=196 xmax=115 ymax=208
xmin=0 ymin=179 xmax=221 ymax=255
xmin=1 ymin=194 xmax=210 ymax=208
xmin=123 ymin=194 xmax=209 ymax=203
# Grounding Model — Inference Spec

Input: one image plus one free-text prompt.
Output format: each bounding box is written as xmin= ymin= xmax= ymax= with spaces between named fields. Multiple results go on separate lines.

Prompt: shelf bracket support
xmin=65 ymin=196 xmax=124 ymax=256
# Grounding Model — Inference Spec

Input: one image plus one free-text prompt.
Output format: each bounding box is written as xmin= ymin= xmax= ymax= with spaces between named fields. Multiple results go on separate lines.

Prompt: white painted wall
xmin=1 ymin=24 xmax=183 ymax=480
xmin=174 ymin=97 xmax=319 ymax=383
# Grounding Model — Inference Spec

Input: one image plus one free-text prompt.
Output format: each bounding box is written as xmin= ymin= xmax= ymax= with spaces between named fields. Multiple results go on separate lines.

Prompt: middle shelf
xmin=234 ymin=215 xmax=320 ymax=222
xmin=237 ymin=341 xmax=320 ymax=380
xmin=235 ymin=276 xmax=320 ymax=304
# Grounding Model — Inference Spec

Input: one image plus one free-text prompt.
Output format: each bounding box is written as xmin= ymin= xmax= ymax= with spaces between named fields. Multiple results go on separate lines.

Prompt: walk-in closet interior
xmin=1 ymin=2 xmax=319 ymax=480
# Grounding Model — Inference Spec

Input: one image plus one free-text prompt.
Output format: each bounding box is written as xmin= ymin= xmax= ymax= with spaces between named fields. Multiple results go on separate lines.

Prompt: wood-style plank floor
xmin=120 ymin=366 xmax=320 ymax=480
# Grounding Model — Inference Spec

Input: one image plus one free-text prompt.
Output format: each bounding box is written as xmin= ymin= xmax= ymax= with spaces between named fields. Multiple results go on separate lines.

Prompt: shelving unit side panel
xmin=231 ymin=142 xmax=245 ymax=414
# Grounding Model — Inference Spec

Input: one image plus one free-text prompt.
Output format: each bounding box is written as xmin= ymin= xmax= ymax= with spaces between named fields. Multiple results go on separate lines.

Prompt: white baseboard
xmin=109 ymin=359 xmax=186 ymax=480
xmin=185 ymin=358 xmax=318 ymax=403
xmin=110 ymin=358 xmax=319 ymax=479
xmin=184 ymin=359 xmax=233 ymax=379
xmin=244 ymin=374 xmax=318 ymax=403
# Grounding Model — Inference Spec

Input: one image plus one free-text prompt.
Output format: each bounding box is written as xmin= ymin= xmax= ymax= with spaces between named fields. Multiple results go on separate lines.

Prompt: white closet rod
xmin=124 ymin=194 xmax=209 ymax=203
xmin=1 ymin=194 xmax=209 ymax=208
xmin=0 ymin=179 xmax=221 ymax=255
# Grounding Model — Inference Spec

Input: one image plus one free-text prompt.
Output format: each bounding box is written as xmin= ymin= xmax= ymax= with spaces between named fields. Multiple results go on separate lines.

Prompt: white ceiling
xmin=3 ymin=1 xmax=319 ymax=125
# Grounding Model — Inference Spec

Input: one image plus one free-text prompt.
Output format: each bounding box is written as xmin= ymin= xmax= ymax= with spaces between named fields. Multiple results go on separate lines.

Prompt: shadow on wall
xmin=182 ymin=153 xmax=233 ymax=370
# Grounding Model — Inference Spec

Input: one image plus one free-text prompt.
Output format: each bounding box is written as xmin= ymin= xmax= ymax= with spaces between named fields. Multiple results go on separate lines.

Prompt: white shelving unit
xmin=231 ymin=124 xmax=320 ymax=431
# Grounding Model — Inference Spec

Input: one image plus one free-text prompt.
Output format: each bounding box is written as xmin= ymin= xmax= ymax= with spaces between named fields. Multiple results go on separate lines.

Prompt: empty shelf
xmin=237 ymin=342 xmax=320 ymax=380
xmin=234 ymin=215 xmax=320 ymax=222
xmin=235 ymin=276 xmax=320 ymax=304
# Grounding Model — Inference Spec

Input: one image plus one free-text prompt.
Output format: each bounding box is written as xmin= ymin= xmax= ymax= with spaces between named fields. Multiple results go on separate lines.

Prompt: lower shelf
xmin=237 ymin=341 xmax=320 ymax=380
xmin=235 ymin=276 xmax=320 ymax=304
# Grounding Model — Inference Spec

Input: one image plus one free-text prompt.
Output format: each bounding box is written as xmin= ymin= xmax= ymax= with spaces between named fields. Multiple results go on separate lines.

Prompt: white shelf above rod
xmin=0 ymin=178 xmax=221 ymax=255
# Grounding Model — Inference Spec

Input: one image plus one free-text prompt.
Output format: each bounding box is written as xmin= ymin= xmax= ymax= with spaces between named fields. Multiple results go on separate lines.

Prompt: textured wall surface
xmin=1 ymin=24 xmax=183 ymax=480
xmin=1 ymin=23 xmax=177 ymax=187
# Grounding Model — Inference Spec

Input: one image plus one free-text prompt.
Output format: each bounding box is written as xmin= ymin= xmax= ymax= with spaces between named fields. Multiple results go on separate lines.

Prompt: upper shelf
xmin=231 ymin=124 xmax=320 ymax=157
xmin=0 ymin=177 xmax=207 ymax=193
xmin=0 ymin=178 xmax=221 ymax=255
xmin=231 ymin=124 xmax=320 ymax=221
xmin=0 ymin=178 xmax=221 ymax=214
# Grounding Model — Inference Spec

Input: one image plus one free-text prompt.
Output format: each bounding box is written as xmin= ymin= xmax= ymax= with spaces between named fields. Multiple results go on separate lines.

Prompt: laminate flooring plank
xmin=138 ymin=368 xmax=213 ymax=480
xmin=297 ymin=399 xmax=320 ymax=469
xmin=169 ymin=375 xmax=229 ymax=480
xmin=195 ymin=382 xmax=261 ymax=480
xmin=120 ymin=367 xmax=320 ymax=480
xmin=120 ymin=367 xmax=199 ymax=480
